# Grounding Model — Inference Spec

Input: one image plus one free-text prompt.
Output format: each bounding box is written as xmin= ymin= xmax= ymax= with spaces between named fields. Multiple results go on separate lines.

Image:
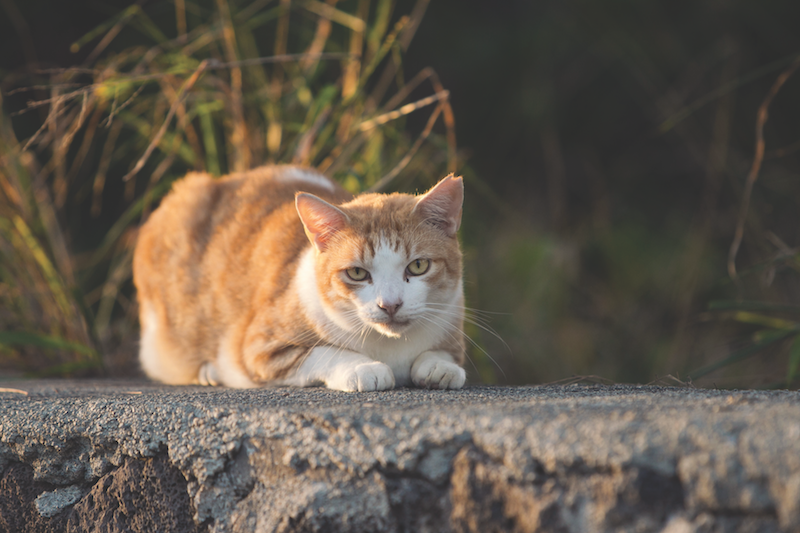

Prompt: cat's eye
xmin=346 ymin=267 xmax=370 ymax=281
xmin=407 ymin=258 xmax=430 ymax=276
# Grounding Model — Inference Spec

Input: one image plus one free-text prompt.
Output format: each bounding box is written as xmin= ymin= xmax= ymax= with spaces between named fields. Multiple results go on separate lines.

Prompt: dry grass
xmin=0 ymin=0 xmax=458 ymax=377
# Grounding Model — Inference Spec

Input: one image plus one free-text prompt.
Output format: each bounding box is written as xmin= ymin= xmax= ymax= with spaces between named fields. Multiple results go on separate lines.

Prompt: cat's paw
xmin=336 ymin=361 xmax=395 ymax=392
xmin=411 ymin=354 xmax=466 ymax=390
xmin=197 ymin=363 xmax=220 ymax=386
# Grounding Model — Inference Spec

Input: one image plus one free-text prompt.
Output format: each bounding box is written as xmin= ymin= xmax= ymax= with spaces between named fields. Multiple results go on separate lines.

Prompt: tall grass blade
xmin=689 ymin=329 xmax=796 ymax=381
xmin=788 ymin=336 xmax=800 ymax=385
xmin=3 ymin=0 xmax=455 ymax=378
xmin=0 ymin=331 xmax=98 ymax=359
xmin=730 ymin=311 xmax=797 ymax=330
xmin=7 ymin=216 xmax=72 ymax=319
xmin=709 ymin=300 xmax=800 ymax=314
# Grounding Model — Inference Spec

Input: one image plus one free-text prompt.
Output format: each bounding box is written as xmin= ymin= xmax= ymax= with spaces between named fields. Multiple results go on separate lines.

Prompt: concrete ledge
xmin=1 ymin=381 xmax=799 ymax=532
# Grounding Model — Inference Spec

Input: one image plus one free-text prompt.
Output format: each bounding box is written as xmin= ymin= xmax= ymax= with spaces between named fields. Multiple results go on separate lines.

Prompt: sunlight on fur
xmin=133 ymin=165 xmax=468 ymax=391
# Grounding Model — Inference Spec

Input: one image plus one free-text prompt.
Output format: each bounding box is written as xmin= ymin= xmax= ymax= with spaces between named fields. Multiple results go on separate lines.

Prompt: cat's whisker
xmin=415 ymin=315 xmax=482 ymax=379
xmin=425 ymin=301 xmax=507 ymax=314
xmin=136 ymin=165 xmax=471 ymax=391
xmin=311 ymin=328 xmax=358 ymax=372
xmin=424 ymin=304 xmax=510 ymax=353
xmin=358 ymin=324 xmax=370 ymax=350
xmin=425 ymin=302 xmax=507 ymax=325
xmin=427 ymin=302 xmax=511 ymax=344
xmin=297 ymin=318 xmax=364 ymax=373
xmin=430 ymin=318 xmax=505 ymax=379
xmin=416 ymin=316 xmax=463 ymax=356
xmin=321 ymin=324 xmax=372 ymax=371
xmin=423 ymin=307 xmax=498 ymax=332
xmin=416 ymin=314 xmax=468 ymax=361
xmin=285 ymin=330 xmax=320 ymax=346
xmin=421 ymin=312 xmax=506 ymax=377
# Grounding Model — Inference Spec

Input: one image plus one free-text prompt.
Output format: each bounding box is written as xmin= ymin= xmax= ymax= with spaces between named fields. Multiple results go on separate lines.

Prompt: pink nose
xmin=377 ymin=301 xmax=402 ymax=317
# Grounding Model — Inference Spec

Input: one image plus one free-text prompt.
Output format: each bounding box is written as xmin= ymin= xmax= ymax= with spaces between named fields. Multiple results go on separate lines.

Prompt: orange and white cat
xmin=133 ymin=165 xmax=466 ymax=392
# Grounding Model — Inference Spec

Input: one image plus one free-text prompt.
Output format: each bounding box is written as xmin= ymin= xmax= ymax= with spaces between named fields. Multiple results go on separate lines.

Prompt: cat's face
xmin=297 ymin=176 xmax=463 ymax=338
xmin=328 ymin=230 xmax=460 ymax=338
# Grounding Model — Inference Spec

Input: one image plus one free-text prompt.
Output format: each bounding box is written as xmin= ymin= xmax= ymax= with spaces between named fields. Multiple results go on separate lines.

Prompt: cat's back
xmin=144 ymin=166 xmax=345 ymax=237
xmin=134 ymin=165 xmax=350 ymax=303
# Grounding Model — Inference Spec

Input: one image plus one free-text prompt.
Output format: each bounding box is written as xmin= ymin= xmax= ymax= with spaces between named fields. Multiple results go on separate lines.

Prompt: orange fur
xmin=133 ymin=165 xmax=465 ymax=388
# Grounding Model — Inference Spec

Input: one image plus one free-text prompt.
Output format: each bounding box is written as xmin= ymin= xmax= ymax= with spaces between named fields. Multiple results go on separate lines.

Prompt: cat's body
xmin=133 ymin=165 xmax=466 ymax=391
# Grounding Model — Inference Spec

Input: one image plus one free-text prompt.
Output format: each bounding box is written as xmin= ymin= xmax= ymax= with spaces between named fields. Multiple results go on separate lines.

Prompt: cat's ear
xmin=295 ymin=193 xmax=349 ymax=252
xmin=414 ymin=174 xmax=464 ymax=237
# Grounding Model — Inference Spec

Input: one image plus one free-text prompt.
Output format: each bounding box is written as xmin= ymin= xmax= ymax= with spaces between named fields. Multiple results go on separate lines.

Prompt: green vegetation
xmin=2 ymin=0 xmax=800 ymax=388
xmin=0 ymin=0 xmax=456 ymax=377
xmin=410 ymin=0 xmax=800 ymax=389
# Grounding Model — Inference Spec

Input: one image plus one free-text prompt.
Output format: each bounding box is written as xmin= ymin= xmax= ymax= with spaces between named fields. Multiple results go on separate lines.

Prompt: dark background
xmin=3 ymin=0 xmax=800 ymax=387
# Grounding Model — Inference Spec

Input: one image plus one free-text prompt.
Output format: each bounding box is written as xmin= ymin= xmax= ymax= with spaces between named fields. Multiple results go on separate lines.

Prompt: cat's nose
xmin=377 ymin=300 xmax=403 ymax=317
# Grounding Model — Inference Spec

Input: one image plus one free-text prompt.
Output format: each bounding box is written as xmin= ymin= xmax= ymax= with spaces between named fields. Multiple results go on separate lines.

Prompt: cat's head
xmin=296 ymin=175 xmax=464 ymax=338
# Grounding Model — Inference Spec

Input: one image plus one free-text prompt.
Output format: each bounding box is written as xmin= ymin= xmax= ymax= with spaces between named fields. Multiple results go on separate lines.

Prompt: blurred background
xmin=1 ymin=0 xmax=799 ymax=388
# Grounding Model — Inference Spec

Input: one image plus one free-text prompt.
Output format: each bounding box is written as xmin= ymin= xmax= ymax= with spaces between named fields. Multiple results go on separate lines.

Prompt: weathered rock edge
xmin=1 ymin=381 xmax=799 ymax=533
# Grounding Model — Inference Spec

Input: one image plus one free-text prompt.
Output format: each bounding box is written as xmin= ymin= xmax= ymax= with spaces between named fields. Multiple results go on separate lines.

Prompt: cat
xmin=132 ymin=165 xmax=467 ymax=392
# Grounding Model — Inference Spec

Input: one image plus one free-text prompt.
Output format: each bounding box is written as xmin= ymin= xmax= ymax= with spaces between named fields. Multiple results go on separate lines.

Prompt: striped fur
xmin=133 ymin=165 xmax=466 ymax=391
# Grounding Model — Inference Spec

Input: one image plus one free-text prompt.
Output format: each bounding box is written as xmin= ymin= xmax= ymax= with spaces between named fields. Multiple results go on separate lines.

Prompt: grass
xmin=688 ymin=57 xmax=800 ymax=388
xmin=0 ymin=0 xmax=459 ymax=378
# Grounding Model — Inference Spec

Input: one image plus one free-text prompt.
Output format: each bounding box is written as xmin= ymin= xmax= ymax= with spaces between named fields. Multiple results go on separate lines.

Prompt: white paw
xmin=337 ymin=361 xmax=395 ymax=392
xmin=411 ymin=358 xmax=466 ymax=390
xmin=198 ymin=363 xmax=220 ymax=386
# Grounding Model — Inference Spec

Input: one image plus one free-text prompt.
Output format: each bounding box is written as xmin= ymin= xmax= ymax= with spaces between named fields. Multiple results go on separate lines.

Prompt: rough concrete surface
xmin=1 ymin=381 xmax=799 ymax=533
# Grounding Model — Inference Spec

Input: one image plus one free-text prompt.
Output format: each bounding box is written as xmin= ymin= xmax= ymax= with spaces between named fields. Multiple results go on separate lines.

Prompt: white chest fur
xmin=293 ymin=247 xmax=463 ymax=386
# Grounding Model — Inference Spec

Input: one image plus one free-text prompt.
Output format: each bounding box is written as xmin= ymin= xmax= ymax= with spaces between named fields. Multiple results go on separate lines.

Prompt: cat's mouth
xmin=372 ymin=318 xmax=411 ymax=337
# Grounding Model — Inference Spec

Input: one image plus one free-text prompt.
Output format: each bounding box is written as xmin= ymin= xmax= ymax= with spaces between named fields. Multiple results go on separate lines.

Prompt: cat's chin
xmin=371 ymin=320 xmax=411 ymax=338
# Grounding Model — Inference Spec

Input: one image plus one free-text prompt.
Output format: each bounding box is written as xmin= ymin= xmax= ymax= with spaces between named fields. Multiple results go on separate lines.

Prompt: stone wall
xmin=2 ymin=381 xmax=799 ymax=532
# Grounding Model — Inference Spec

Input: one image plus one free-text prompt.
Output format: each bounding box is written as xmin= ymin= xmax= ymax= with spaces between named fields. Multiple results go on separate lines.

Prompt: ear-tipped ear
xmin=295 ymin=193 xmax=349 ymax=252
xmin=413 ymin=174 xmax=464 ymax=237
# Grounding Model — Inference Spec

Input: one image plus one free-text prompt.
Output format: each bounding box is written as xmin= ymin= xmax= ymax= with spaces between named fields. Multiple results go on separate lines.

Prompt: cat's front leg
xmin=411 ymin=351 xmax=466 ymax=390
xmin=289 ymin=345 xmax=395 ymax=392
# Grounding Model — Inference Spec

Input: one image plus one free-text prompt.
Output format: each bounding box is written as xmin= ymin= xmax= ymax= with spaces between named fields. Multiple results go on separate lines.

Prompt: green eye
xmin=407 ymin=258 xmax=430 ymax=276
xmin=346 ymin=267 xmax=369 ymax=281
